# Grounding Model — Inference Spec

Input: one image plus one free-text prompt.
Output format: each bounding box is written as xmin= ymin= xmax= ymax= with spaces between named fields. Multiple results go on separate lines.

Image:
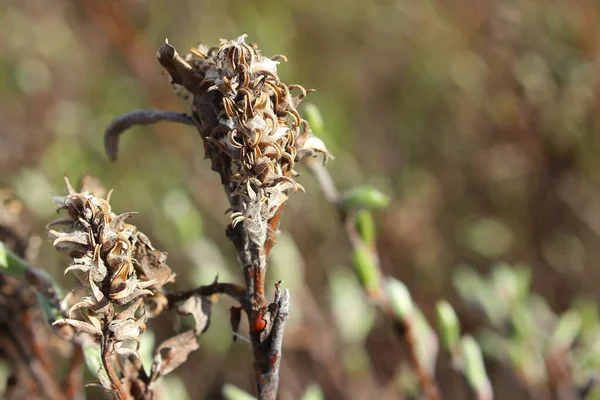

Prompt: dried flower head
xmin=104 ymin=35 xmax=330 ymax=247
xmin=48 ymin=176 xmax=174 ymax=392
xmin=174 ymin=35 xmax=329 ymax=244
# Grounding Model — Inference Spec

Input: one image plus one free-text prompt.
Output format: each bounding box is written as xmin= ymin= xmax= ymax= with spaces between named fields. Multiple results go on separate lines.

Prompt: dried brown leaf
xmin=177 ymin=295 xmax=212 ymax=334
xmin=151 ymin=330 xmax=199 ymax=380
xmin=53 ymin=318 xmax=103 ymax=338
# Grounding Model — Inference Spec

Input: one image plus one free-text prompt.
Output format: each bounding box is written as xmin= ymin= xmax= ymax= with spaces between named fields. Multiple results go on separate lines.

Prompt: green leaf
xmin=0 ymin=241 xmax=27 ymax=277
xmin=550 ymin=310 xmax=582 ymax=351
xmin=303 ymin=103 xmax=325 ymax=135
xmin=352 ymin=245 xmax=382 ymax=293
xmin=222 ymin=383 xmax=256 ymax=400
xmin=0 ymin=241 xmax=63 ymax=321
xmin=511 ymin=305 xmax=536 ymax=339
xmin=512 ymin=263 xmax=532 ymax=303
xmin=329 ymin=267 xmax=376 ymax=343
xmin=385 ymin=278 xmax=413 ymax=320
xmin=436 ymin=300 xmax=460 ymax=352
xmin=413 ymin=309 xmax=439 ymax=374
xmin=341 ymin=186 xmax=390 ymax=211
xmin=461 ymin=335 xmax=492 ymax=398
xmin=82 ymin=341 xmax=108 ymax=387
xmin=37 ymin=293 xmax=58 ymax=324
xmin=477 ymin=329 xmax=509 ymax=363
xmin=355 ymin=210 xmax=376 ymax=245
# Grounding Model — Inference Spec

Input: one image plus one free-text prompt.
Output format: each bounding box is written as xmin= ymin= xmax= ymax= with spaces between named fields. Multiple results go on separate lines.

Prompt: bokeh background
xmin=2 ymin=0 xmax=600 ymax=399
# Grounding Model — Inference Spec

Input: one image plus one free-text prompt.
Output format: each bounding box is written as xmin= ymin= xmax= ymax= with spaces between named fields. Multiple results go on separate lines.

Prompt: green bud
xmin=341 ymin=186 xmax=390 ymax=211
xmin=353 ymin=245 xmax=382 ymax=292
xmin=461 ymin=335 xmax=492 ymax=399
xmin=355 ymin=210 xmax=376 ymax=245
xmin=550 ymin=310 xmax=582 ymax=351
xmin=436 ymin=300 xmax=460 ymax=352
xmin=385 ymin=278 xmax=414 ymax=320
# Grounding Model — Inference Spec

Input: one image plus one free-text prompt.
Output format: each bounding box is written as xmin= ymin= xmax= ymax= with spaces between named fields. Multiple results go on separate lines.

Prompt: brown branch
xmin=8 ymin=321 xmax=65 ymax=400
xmin=255 ymin=284 xmax=290 ymax=400
xmin=104 ymin=110 xmax=196 ymax=160
xmin=304 ymin=157 xmax=441 ymax=400
xmin=225 ymin=199 xmax=289 ymax=400
xmin=102 ymin=338 xmax=129 ymax=400
xmin=166 ymin=279 xmax=246 ymax=305
xmin=305 ymin=158 xmax=339 ymax=205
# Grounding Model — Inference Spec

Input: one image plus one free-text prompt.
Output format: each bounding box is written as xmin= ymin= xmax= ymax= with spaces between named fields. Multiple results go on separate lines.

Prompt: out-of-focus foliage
xmin=2 ymin=0 xmax=600 ymax=399
xmin=456 ymin=265 xmax=600 ymax=398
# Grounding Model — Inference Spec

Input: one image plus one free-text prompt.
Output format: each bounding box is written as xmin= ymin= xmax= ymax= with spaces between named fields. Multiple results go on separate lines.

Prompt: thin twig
xmin=166 ymin=280 xmax=246 ymax=305
xmin=305 ymin=157 xmax=441 ymax=400
xmin=104 ymin=110 xmax=196 ymax=160
xmin=102 ymin=338 xmax=128 ymax=400
xmin=7 ymin=315 xmax=65 ymax=400
xmin=305 ymin=158 xmax=339 ymax=205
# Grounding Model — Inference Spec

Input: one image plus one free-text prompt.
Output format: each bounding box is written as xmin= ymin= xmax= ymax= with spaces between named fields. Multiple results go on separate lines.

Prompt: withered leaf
xmin=132 ymin=233 xmax=175 ymax=287
xmin=149 ymin=295 xmax=212 ymax=382
xmin=151 ymin=330 xmax=199 ymax=380
xmin=177 ymin=295 xmax=212 ymax=334
xmin=53 ymin=318 xmax=103 ymax=338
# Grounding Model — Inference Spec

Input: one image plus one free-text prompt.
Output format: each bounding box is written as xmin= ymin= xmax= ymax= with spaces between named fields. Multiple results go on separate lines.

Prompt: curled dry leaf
xmin=177 ymin=295 xmax=212 ymax=334
xmin=150 ymin=295 xmax=212 ymax=383
xmin=151 ymin=330 xmax=199 ymax=381
xmin=53 ymin=318 xmax=103 ymax=339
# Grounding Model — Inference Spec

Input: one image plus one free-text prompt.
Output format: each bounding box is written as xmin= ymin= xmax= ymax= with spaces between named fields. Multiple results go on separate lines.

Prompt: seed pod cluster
xmin=48 ymin=177 xmax=174 ymax=355
xmin=159 ymin=35 xmax=330 ymax=245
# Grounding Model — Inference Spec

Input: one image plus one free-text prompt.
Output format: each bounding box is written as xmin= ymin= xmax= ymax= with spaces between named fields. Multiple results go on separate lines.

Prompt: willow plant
xmin=50 ymin=34 xmax=330 ymax=400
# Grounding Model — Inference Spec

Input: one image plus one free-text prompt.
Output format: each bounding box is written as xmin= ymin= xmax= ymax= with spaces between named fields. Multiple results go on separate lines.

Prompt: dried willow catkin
xmin=161 ymin=35 xmax=330 ymax=245
xmin=48 ymin=177 xmax=174 ymax=359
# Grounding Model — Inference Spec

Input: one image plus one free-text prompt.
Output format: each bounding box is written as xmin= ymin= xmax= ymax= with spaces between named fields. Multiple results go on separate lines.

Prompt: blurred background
xmin=1 ymin=0 xmax=600 ymax=399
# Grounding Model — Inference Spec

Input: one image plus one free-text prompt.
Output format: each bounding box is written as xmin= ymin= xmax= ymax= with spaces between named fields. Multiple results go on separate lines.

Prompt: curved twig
xmin=104 ymin=110 xmax=197 ymax=160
